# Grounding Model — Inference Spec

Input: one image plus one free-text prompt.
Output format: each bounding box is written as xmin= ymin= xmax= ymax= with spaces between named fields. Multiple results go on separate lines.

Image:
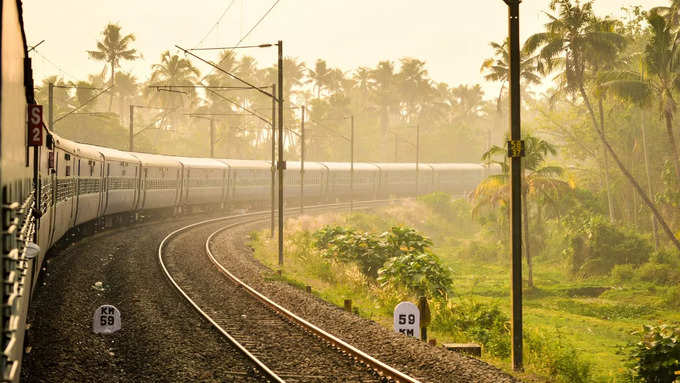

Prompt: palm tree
xmin=526 ymin=0 xmax=680 ymax=252
xmin=398 ymin=58 xmax=433 ymax=124
xmin=307 ymin=59 xmax=332 ymax=98
xmin=475 ymin=134 xmax=568 ymax=288
xmin=371 ymin=61 xmax=399 ymax=140
xmin=602 ymin=10 xmax=680 ymax=183
xmin=148 ymin=51 xmax=201 ymax=130
xmin=480 ymin=38 xmax=541 ymax=113
xmin=87 ymin=23 xmax=138 ymax=111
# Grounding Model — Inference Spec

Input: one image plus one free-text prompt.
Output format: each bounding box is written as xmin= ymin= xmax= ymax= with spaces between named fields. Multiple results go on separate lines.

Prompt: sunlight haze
xmin=24 ymin=0 xmax=663 ymax=99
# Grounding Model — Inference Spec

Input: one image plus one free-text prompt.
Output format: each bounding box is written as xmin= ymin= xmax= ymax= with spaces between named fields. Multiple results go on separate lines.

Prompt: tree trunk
xmin=108 ymin=62 xmax=115 ymax=112
xmin=663 ymin=111 xmax=680 ymax=183
xmin=598 ymin=97 xmax=615 ymax=222
xmin=640 ymin=109 xmax=659 ymax=250
xmin=580 ymin=85 xmax=680 ymax=252
xmin=522 ymin=177 xmax=533 ymax=289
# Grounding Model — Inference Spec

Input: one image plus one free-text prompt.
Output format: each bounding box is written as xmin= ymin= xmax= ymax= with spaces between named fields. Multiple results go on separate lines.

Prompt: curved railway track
xmin=158 ymin=202 xmax=421 ymax=383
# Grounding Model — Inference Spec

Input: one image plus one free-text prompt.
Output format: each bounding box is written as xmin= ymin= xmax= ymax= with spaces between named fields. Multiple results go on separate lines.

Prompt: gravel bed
xmin=21 ymin=214 xmax=269 ymax=383
xmin=210 ymin=221 xmax=522 ymax=383
xmin=162 ymin=219 xmax=384 ymax=382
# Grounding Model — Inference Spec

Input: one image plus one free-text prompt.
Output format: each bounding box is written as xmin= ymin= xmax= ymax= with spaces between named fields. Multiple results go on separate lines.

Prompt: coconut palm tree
xmin=475 ymin=134 xmax=569 ymax=288
xmin=480 ymin=38 xmax=541 ymax=113
xmin=147 ymin=51 xmax=201 ymax=131
xmin=87 ymin=23 xmax=138 ymax=111
xmin=307 ymin=59 xmax=332 ymax=98
xmin=370 ymin=61 xmax=399 ymax=140
xmin=526 ymin=0 xmax=680 ymax=252
xmin=601 ymin=10 xmax=680 ymax=183
xmin=398 ymin=58 xmax=433 ymax=124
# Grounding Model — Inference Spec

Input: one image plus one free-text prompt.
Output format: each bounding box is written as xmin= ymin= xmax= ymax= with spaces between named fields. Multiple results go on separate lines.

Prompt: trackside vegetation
xmin=250 ymin=193 xmax=680 ymax=382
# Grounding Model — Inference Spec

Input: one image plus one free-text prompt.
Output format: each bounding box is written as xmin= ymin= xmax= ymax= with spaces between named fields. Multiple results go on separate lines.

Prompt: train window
xmin=64 ymin=153 xmax=71 ymax=161
xmin=65 ymin=166 xmax=70 ymax=177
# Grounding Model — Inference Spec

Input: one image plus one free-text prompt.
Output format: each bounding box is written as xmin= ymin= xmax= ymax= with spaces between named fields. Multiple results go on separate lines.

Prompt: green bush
xmin=525 ymin=328 xmax=592 ymax=383
xmin=378 ymin=252 xmax=452 ymax=299
xmin=626 ymin=324 xmax=680 ymax=383
xmin=612 ymin=264 xmax=636 ymax=283
xmin=665 ymin=286 xmax=680 ymax=309
xmin=313 ymin=225 xmax=354 ymax=250
xmin=636 ymin=263 xmax=680 ymax=286
xmin=564 ymin=215 xmax=652 ymax=277
xmin=431 ymin=299 xmax=510 ymax=358
xmin=314 ymin=225 xmax=439 ymax=281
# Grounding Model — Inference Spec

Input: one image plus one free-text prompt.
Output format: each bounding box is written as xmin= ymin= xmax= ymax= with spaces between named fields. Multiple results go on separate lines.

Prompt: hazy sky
xmin=23 ymin=1 xmax=665 ymax=99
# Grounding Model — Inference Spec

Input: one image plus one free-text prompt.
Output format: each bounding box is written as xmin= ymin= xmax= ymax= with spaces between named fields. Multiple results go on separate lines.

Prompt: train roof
xmin=319 ymin=162 xmax=379 ymax=171
xmin=428 ymin=163 xmax=485 ymax=170
xmin=79 ymin=144 xmax=141 ymax=164
xmin=129 ymin=152 xmax=181 ymax=168
xmin=218 ymin=159 xmax=271 ymax=170
xmin=372 ymin=163 xmax=417 ymax=171
xmin=284 ymin=161 xmax=327 ymax=171
xmin=174 ymin=157 xmax=229 ymax=169
xmin=53 ymin=136 xmax=102 ymax=160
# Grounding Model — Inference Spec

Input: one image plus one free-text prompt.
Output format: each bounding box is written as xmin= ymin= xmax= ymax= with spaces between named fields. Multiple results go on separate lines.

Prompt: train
xmin=0 ymin=1 xmax=495 ymax=382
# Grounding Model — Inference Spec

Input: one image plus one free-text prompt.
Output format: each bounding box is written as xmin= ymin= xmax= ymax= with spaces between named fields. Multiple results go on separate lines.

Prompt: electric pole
xmin=300 ymin=105 xmax=305 ymax=214
xmin=505 ymin=0 xmax=524 ymax=372
xmin=271 ymin=84 xmax=276 ymax=238
xmin=277 ymin=40 xmax=284 ymax=267
xmin=48 ymin=83 xmax=54 ymax=133
xmin=129 ymin=105 xmax=134 ymax=151
xmin=209 ymin=118 xmax=215 ymax=158
xmin=350 ymin=115 xmax=354 ymax=213
xmin=416 ymin=124 xmax=420 ymax=197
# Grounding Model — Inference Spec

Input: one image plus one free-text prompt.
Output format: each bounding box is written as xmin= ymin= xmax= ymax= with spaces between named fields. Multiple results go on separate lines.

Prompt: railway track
xmin=158 ymin=201 xmax=421 ymax=383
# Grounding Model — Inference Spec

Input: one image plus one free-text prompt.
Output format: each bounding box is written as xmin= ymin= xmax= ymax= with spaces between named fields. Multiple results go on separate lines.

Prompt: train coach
xmin=0 ymin=1 xmax=496 ymax=380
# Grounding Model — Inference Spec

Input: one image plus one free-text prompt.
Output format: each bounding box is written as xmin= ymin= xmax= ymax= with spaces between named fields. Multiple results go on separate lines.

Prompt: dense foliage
xmin=563 ymin=215 xmax=652 ymax=276
xmin=313 ymin=225 xmax=450 ymax=298
xmin=626 ymin=324 xmax=680 ymax=383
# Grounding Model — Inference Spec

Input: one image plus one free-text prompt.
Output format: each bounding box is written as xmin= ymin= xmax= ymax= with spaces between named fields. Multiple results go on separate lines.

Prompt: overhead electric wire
xmin=54 ymin=86 xmax=112 ymax=124
xmin=207 ymin=88 xmax=271 ymax=125
xmin=195 ymin=0 xmax=237 ymax=48
xmin=233 ymin=0 xmax=281 ymax=48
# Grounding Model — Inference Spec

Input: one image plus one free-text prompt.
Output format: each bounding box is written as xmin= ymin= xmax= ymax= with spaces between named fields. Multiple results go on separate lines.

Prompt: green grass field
xmin=250 ymin=205 xmax=678 ymax=382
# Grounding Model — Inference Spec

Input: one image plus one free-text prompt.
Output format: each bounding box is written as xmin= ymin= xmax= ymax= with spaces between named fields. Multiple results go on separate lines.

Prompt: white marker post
xmin=93 ymin=305 xmax=121 ymax=334
xmin=393 ymin=301 xmax=420 ymax=338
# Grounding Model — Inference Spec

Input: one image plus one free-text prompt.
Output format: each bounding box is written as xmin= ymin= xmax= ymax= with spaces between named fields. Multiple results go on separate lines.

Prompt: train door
xmin=72 ymin=158 xmax=81 ymax=226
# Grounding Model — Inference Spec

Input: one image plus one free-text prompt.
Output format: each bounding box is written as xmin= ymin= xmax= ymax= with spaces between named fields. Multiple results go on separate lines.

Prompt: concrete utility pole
xmin=129 ymin=105 xmax=134 ymax=151
xmin=277 ymin=40 xmax=284 ymax=267
xmin=209 ymin=118 xmax=215 ymax=158
xmin=416 ymin=124 xmax=420 ymax=197
xmin=350 ymin=115 xmax=354 ymax=213
xmin=505 ymin=0 xmax=524 ymax=372
xmin=48 ymin=83 xmax=54 ymax=133
xmin=300 ymin=105 xmax=305 ymax=214
xmin=271 ymin=84 xmax=276 ymax=238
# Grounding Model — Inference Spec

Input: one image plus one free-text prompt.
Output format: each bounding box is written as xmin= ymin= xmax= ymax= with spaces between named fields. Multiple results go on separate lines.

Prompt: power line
xmin=195 ymin=0 xmax=237 ymax=48
xmin=32 ymin=49 xmax=80 ymax=82
xmin=235 ymin=0 xmax=281 ymax=47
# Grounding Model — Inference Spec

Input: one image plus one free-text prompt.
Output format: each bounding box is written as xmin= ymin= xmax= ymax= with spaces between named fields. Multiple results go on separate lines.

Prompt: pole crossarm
xmin=149 ymin=84 xmax=271 ymax=90
xmin=175 ymin=44 xmax=277 ymax=101
xmin=189 ymin=44 xmax=274 ymax=50
xmin=206 ymin=88 xmax=272 ymax=126
xmin=53 ymin=85 xmax=112 ymax=124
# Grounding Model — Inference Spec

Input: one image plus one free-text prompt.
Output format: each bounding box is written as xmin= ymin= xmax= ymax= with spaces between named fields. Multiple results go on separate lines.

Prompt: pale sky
xmin=23 ymin=0 xmax=665 ymax=100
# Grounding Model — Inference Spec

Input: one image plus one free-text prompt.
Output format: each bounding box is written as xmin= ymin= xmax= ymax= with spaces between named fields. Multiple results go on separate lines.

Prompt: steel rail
xmin=157 ymin=200 xmax=393 ymax=383
xmin=205 ymin=202 xmax=422 ymax=383
xmin=158 ymin=210 xmax=285 ymax=383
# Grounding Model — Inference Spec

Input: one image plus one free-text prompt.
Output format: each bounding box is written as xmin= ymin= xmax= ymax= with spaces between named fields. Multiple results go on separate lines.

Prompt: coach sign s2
xmin=28 ymin=104 xmax=43 ymax=146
